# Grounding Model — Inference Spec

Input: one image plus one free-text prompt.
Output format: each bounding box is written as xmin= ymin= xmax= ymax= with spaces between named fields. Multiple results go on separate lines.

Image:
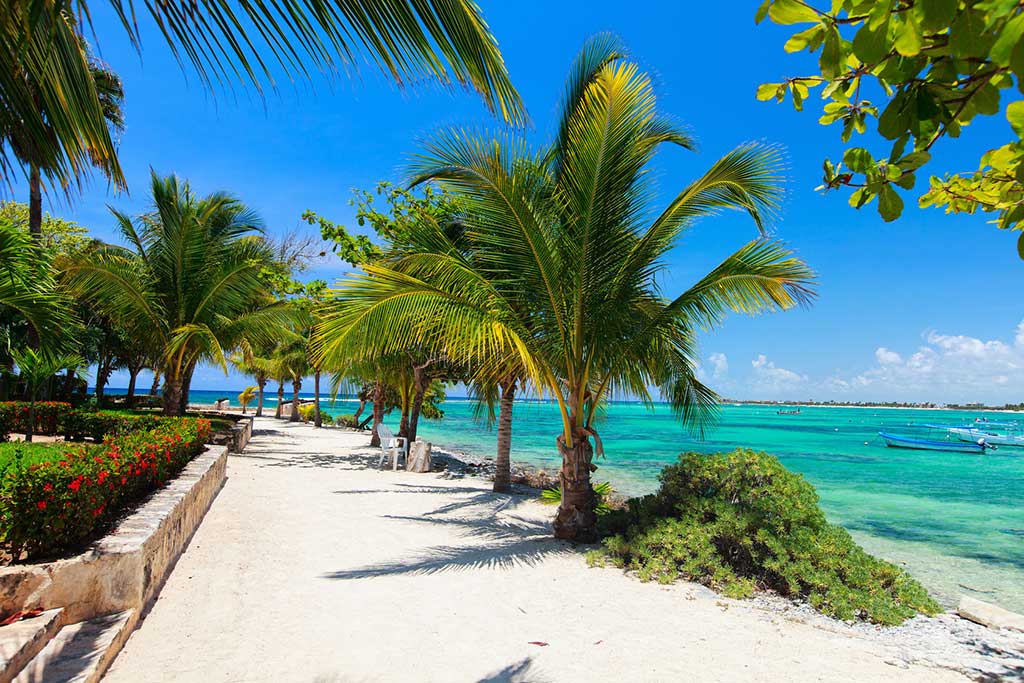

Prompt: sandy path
xmin=103 ymin=418 xmax=964 ymax=682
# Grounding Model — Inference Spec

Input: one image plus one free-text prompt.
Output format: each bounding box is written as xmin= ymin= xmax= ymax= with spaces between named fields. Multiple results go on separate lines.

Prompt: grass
xmin=0 ymin=441 xmax=88 ymax=469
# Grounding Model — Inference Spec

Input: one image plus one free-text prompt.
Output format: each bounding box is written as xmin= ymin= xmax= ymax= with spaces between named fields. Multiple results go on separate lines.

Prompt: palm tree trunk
xmin=256 ymin=375 xmax=266 ymax=417
xmin=493 ymin=380 xmax=516 ymax=493
xmin=407 ymin=364 xmax=430 ymax=444
xmin=369 ymin=381 xmax=384 ymax=447
xmin=28 ymin=163 xmax=42 ymax=239
xmin=95 ymin=355 xmax=110 ymax=402
xmin=178 ymin=364 xmax=195 ymax=414
xmin=26 ymin=399 xmax=35 ymax=443
xmin=275 ymin=381 xmax=284 ymax=419
xmin=150 ymin=368 xmax=161 ymax=396
xmin=126 ymin=365 xmax=141 ymax=408
xmin=313 ymin=370 xmax=322 ymax=428
xmin=61 ymin=367 xmax=75 ymax=400
xmin=553 ymin=429 xmax=598 ymax=542
xmin=290 ymin=379 xmax=301 ymax=422
xmin=163 ymin=376 xmax=184 ymax=416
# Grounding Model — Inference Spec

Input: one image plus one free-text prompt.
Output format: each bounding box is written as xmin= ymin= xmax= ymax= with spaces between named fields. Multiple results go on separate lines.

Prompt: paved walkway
xmin=103 ymin=418 xmax=966 ymax=682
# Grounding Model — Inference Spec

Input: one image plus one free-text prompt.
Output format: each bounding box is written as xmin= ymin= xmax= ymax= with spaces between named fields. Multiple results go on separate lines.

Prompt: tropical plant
xmin=314 ymin=34 xmax=816 ymax=541
xmin=10 ymin=348 xmax=84 ymax=441
xmin=0 ymin=218 xmax=71 ymax=345
xmin=2 ymin=0 xmax=525 ymax=198
xmin=63 ymin=172 xmax=295 ymax=415
xmin=541 ymin=481 xmax=615 ymax=514
xmin=756 ymin=0 xmax=1024 ymax=255
xmin=238 ymin=386 xmax=258 ymax=414
xmin=592 ymin=449 xmax=940 ymax=625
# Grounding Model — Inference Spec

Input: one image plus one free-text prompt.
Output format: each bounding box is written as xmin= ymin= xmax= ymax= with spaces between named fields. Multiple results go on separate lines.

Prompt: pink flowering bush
xmin=0 ymin=418 xmax=212 ymax=561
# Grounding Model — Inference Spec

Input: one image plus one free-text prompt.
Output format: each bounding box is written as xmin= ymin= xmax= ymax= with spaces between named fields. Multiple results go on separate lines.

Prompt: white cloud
xmin=845 ymin=319 xmax=1024 ymax=403
xmin=709 ymin=352 xmax=729 ymax=378
xmin=749 ymin=354 xmax=807 ymax=394
xmin=875 ymin=347 xmax=902 ymax=365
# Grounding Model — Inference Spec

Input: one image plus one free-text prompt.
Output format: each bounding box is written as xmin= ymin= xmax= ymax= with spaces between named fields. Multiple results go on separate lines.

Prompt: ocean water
xmin=132 ymin=389 xmax=1024 ymax=612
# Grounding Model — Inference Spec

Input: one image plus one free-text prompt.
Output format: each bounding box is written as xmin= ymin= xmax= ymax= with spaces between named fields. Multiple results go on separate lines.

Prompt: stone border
xmin=0 ymin=445 xmax=228 ymax=624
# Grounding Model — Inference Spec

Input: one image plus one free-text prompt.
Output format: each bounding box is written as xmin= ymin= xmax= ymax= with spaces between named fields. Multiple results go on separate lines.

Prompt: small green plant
xmin=541 ymin=481 xmax=615 ymax=514
xmin=591 ymin=449 xmax=940 ymax=625
xmin=238 ymin=386 xmax=258 ymax=414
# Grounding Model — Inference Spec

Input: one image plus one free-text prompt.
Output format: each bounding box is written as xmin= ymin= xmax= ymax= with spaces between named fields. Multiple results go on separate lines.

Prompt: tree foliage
xmin=757 ymin=0 xmax=1024 ymax=254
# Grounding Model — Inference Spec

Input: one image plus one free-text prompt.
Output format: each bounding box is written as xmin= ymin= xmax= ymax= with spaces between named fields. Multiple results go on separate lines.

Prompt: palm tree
xmin=238 ymin=386 xmax=258 ymax=414
xmin=12 ymin=348 xmax=84 ymax=442
xmin=2 ymin=0 xmax=525 ymax=197
xmin=64 ymin=171 xmax=295 ymax=415
xmin=0 ymin=219 xmax=70 ymax=342
xmin=314 ymin=35 xmax=817 ymax=541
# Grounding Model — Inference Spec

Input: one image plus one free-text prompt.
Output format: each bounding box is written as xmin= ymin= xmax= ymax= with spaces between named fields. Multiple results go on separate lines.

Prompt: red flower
xmin=43 ymin=483 xmax=53 ymax=492
xmin=37 ymin=500 xmax=46 ymax=510
xmin=68 ymin=477 xmax=82 ymax=492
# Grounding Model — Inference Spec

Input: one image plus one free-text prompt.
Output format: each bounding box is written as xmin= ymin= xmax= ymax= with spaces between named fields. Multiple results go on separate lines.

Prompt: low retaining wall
xmin=0 ymin=445 xmax=228 ymax=624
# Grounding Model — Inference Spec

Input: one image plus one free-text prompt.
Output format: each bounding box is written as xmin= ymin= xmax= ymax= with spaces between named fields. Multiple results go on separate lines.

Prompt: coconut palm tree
xmin=314 ymin=35 xmax=817 ymax=541
xmin=2 ymin=0 xmax=525 ymax=197
xmin=11 ymin=348 xmax=84 ymax=441
xmin=64 ymin=171 xmax=295 ymax=415
xmin=238 ymin=386 xmax=258 ymax=414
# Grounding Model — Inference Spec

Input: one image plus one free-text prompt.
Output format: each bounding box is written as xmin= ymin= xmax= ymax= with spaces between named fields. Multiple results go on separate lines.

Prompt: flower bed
xmin=0 ymin=402 xmax=165 ymax=442
xmin=0 ymin=417 xmax=211 ymax=561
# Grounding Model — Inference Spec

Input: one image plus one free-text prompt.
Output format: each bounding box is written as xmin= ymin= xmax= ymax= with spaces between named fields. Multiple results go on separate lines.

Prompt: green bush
xmin=336 ymin=414 xmax=360 ymax=428
xmin=591 ymin=449 xmax=940 ymax=625
xmin=0 ymin=418 xmax=212 ymax=561
xmin=296 ymin=404 xmax=333 ymax=424
xmin=0 ymin=402 xmax=164 ymax=442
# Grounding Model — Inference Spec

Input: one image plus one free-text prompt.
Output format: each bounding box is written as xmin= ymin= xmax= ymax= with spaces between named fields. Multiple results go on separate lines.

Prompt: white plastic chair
xmin=375 ymin=423 xmax=408 ymax=471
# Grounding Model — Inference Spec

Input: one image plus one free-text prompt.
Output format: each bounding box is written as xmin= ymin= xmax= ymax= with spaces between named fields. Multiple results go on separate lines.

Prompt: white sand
xmin=103 ymin=418 xmax=968 ymax=682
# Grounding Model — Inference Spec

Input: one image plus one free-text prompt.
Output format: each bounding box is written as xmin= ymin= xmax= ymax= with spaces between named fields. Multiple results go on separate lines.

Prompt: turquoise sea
xmin=126 ymin=388 xmax=1024 ymax=613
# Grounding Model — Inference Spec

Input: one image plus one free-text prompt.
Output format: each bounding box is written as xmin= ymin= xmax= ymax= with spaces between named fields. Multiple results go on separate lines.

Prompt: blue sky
xmin=13 ymin=1 xmax=1024 ymax=404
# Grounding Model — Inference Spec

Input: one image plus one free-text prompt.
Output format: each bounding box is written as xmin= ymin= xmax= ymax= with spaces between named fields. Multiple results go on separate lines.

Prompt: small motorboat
xmin=948 ymin=422 xmax=1024 ymax=447
xmin=879 ymin=423 xmax=996 ymax=454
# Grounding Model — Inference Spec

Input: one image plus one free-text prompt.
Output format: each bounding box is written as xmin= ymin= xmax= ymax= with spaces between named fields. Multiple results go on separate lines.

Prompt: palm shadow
xmin=477 ymin=657 xmax=550 ymax=683
xmin=321 ymin=493 xmax=577 ymax=580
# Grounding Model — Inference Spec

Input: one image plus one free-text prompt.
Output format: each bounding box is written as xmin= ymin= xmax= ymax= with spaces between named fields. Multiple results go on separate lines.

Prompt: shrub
xmin=336 ymin=414 xmax=360 ymax=428
xmin=591 ymin=449 xmax=940 ymax=625
xmin=0 ymin=418 xmax=212 ymax=561
xmin=0 ymin=402 xmax=165 ymax=442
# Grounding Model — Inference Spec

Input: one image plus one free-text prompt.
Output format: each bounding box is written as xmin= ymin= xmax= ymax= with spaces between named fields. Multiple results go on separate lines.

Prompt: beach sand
xmin=102 ymin=418 xmax=994 ymax=682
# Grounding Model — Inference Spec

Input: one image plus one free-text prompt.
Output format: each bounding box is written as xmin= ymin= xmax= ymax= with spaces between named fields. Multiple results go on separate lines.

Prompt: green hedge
xmin=591 ymin=449 xmax=940 ymax=625
xmin=0 ymin=418 xmax=212 ymax=561
xmin=0 ymin=402 xmax=164 ymax=442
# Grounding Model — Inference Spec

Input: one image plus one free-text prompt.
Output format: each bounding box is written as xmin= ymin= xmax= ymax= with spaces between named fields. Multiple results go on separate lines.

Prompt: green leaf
xmin=1017 ymin=231 xmax=1024 ymax=260
xmin=1008 ymin=101 xmax=1024 ymax=138
xmin=755 ymin=0 xmax=772 ymax=24
xmin=895 ymin=172 xmax=917 ymax=190
xmin=853 ymin=20 xmax=890 ymax=64
xmin=1011 ymin=42 xmax=1024 ymax=93
xmin=768 ymin=0 xmax=820 ymax=25
xmin=894 ymin=12 xmax=923 ymax=56
xmin=785 ymin=25 xmax=825 ymax=52
xmin=950 ymin=10 xmax=990 ymax=59
xmin=867 ymin=1 xmax=892 ymax=30
xmin=756 ymin=83 xmax=782 ymax=101
xmin=877 ymin=184 xmax=904 ymax=221
xmin=919 ymin=0 xmax=958 ymax=33
xmin=843 ymin=148 xmax=874 ymax=173
xmin=819 ymin=28 xmax=843 ymax=79
xmin=897 ymin=150 xmax=931 ymax=171
xmin=992 ymin=13 xmax=1024 ymax=66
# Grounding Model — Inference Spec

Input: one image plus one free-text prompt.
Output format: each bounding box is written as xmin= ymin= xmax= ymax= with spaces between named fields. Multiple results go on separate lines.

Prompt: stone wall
xmin=0 ymin=445 xmax=228 ymax=624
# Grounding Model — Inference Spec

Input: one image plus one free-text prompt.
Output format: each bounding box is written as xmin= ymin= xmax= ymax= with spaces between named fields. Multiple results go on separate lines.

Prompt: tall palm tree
xmin=2 ymin=0 xmax=525 ymax=196
xmin=314 ymin=35 xmax=817 ymax=541
xmin=64 ymin=171 xmax=295 ymax=415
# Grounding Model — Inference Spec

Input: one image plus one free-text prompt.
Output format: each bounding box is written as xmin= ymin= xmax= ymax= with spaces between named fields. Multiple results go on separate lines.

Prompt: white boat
xmin=948 ymin=425 xmax=1024 ymax=447
xmin=879 ymin=431 xmax=991 ymax=454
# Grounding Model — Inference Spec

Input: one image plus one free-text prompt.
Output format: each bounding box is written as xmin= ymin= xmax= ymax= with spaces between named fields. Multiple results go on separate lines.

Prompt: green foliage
xmin=0 ymin=202 xmax=92 ymax=257
xmin=541 ymin=481 xmax=615 ymax=514
xmin=297 ymin=403 xmax=332 ymax=424
xmin=0 ymin=417 xmax=211 ymax=561
xmin=0 ymin=401 xmax=166 ymax=442
xmin=757 ymin=1 xmax=1024 ymax=252
xmin=593 ymin=449 xmax=940 ymax=625
xmin=335 ymin=414 xmax=360 ymax=428
xmin=238 ymin=386 xmax=258 ymax=411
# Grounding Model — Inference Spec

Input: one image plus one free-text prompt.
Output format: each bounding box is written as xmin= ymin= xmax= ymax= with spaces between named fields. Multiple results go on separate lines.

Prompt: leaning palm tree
xmin=64 ymin=171 xmax=295 ymax=415
xmin=315 ymin=35 xmax=817 ymax=541
xmin=2 ymin=0 xmax=525 ymax=197
xmin=238 ymin=386 xmax=258 ymax=414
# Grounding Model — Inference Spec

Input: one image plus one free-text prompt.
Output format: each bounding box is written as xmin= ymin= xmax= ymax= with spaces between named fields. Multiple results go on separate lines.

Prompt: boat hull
xmin=879 ymin=432 xmax=987 ymax=454
xmin=949 ymin=428 xmax=1024 ymax=447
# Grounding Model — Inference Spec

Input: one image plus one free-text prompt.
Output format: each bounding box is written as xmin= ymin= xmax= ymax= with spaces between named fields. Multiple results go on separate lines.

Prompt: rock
xmin=957 ymin=596 xmax=1024 ymax=632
